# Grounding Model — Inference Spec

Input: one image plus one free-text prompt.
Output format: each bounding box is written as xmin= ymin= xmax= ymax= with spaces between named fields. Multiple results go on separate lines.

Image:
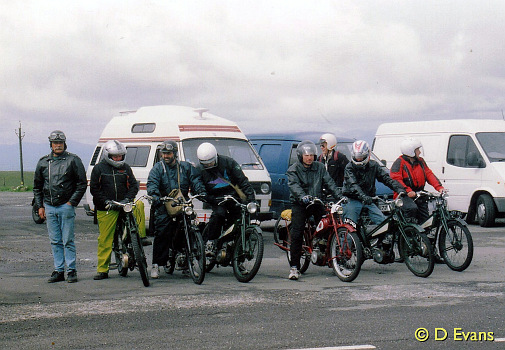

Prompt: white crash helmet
xmin=197 ymin=142 xmax=218 ymax=168
xmin=400 ymin=137 xmax=423 ymax=157
xmin=319 ymin=133 xmax=337 ymax=150
xmin=103 ymin=140 xmax=127 ymax=168
xmin=351 ymin=140 xmax=370 ymax=167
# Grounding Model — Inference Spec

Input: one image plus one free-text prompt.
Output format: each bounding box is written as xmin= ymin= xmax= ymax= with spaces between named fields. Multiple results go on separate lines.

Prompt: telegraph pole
xmin=15 ymin=121 xmax=25 ymax=186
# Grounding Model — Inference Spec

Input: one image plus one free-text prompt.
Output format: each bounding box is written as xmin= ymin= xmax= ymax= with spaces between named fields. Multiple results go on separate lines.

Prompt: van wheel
xmin=476 ymin=194 xmax=495 ymax=227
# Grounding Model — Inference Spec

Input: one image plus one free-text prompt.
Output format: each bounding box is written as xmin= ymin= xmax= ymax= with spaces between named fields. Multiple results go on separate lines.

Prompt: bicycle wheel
xmin=130 ymin=223 xmax=150 ymax=287
xmin=233 ymin=226 xmax=264 ymax=283
xmin=439 ymin=220 xmax=473 ymax=271
xmin=185 ymin=226 xmax=205 ymax=285
xmin=330 ymin=228 xmax=362 ymax=282
xmin=286 ymin=225 xmax=311 ymax=274
xmin=399 ymin=227 xmax=434 ymax=278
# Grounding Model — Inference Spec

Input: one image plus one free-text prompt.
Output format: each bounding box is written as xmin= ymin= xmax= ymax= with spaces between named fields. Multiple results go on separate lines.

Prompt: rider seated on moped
xmin=146 ymin=140 xmax=207 ymax=279
xmin=286 ymin=140 xmax=342 ymax=281
xmin=390 ymin=137 xmax=445 ymax=224
xmin=342 ymin=140 xmax=406 ymax=243
xmin=390 ymin=137 xmax=445 ymax=261
xmin=196 ymin=142 xmax=256 ymax=257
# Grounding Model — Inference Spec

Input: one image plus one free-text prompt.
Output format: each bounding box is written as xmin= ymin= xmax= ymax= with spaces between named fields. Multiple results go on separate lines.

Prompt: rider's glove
xmin=361 ymin=195 xmax=373 ymax=206
xmin=301 ymin=195 xmax=313 ymax=206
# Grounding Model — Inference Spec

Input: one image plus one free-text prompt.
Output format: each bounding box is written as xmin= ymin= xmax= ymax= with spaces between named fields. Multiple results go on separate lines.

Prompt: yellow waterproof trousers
xmin=96 ymin=203 xmax=146 ymax=273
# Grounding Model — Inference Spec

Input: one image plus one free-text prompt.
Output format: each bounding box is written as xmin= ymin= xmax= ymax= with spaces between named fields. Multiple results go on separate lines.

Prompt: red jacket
xmin=390 ymin=155 xmax=443 ymax=197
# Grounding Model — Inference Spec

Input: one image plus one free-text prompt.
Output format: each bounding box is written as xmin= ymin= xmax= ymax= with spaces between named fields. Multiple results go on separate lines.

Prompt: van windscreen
xmin=182 ymin=139 xmax=264 ymax=170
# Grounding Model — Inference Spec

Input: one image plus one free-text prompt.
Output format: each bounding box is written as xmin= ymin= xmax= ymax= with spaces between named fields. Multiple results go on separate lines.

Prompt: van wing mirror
xmin=381 ymin=159 xmax=387 ymax=166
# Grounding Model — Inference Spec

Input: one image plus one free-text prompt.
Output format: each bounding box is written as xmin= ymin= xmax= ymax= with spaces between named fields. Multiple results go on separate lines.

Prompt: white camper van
xmin=373 ymin=119 xmax=505 ymax=227
xmin=84 ymin=105 xmax=273 ymax=230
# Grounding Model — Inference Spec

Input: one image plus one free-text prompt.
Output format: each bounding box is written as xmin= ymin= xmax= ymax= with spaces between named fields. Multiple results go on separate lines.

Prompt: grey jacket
xmin=33 ymin=151 xmax=87 ymax=208
xmin=287 ymin=161 xmax=341 ymax=204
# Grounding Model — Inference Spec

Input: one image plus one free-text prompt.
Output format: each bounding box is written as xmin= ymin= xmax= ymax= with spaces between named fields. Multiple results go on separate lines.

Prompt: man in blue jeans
xmin=33 ymin=130 xmax=87 ymax=283
xmin=342 ymin=140 xmax=405 ymax=229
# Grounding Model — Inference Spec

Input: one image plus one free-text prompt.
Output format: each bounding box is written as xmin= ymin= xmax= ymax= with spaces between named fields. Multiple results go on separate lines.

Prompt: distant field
xmin=0 ymin=171 xmax=34 ymax=191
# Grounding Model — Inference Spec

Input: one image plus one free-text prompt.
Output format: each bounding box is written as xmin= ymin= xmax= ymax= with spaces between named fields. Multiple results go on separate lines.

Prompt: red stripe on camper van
xmin=178 ymin=125 xmax=241 ymax=133
xmin=139 ymin=183 xmax=147 ymax=191
xmin=98 ymin=137 xmax=179 ymax=143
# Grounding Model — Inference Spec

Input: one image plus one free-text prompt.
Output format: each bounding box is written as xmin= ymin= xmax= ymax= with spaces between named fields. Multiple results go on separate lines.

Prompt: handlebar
xmin=106 ymin=194 xmax=151 ymax=212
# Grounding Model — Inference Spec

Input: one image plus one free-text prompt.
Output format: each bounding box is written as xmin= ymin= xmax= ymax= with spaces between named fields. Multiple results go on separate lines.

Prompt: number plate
xmin=379 ymin=204 xmax=391 ymax=212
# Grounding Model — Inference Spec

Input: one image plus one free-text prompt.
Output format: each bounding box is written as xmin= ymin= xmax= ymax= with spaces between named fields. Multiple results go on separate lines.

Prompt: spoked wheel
xmin=185 ymin=227 xmax=205 ymax=285
xmin=439 ymin=220 xmax=473 ymax=271
xmin=330 ymin=228 xmax=362 ymax=282
xmin=130 ymin=227 xmax=150 ymax=287
xmin=233 ymin=226 xmax=264 ymax=283
xmin=399 ymin=227 xmax=434 ymax=278
xmin=286 ymin=225 xmax=311 ymax=274
xmin=114 ymin=229 xmax=129 ymax=277
xmin=393 ymin=236 xmax=404 ymax=263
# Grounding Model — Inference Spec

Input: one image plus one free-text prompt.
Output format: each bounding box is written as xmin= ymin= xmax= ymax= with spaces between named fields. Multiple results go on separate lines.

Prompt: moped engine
xmin=216 ymin=241 xmax=232 ymax=266
xmin=372 ymin=247 xmax=395 ymax=264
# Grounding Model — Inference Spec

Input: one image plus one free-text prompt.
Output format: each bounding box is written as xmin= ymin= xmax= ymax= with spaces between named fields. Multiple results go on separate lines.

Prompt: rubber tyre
xmin=186 ymin=227 xmax=205 ymax=285
xmin=32 ymin=205 xmax=45 ymax=224
xmin=273 ymin=216 xmax=289 ymax=244
xmin=286 ymin=225 xmax=311 ymax=274
xmin=233 ymin=226 xmax=264 ymax=283
xmin=439 ymin=220 xmax=473 ymax=271
xmin=130 ymin=226 xmax=150 ymax=287
xmin=330 ymin=229 xmax=362 ymax=282
xmin=399 ymin=228 xmax=434 ymax=278
xmin=476 ymin=194 xmax=495 ymax=227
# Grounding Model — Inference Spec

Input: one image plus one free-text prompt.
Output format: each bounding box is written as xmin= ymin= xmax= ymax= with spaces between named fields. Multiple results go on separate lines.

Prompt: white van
xmin=372 ymin=119 xmax=505 ymax=227
xmin=83 ymin=105 xmax=273 ymax=230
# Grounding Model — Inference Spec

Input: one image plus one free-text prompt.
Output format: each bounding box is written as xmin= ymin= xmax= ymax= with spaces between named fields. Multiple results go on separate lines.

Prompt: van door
xmin=442 ymin=134 xmax=485 ymax=212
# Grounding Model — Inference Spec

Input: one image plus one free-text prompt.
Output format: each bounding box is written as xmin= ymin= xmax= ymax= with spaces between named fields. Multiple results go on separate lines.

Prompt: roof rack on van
xmin=119 ymin=110 xmax=137 ymax=116
xmin=194 ymin=108 xmax=209 ymax=120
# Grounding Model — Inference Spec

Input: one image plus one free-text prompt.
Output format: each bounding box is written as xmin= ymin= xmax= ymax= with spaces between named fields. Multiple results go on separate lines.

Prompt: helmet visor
xmin=157 ymin=143 xmax=175 ymax=153
xmin=49 ymin=131 xmax=66 ymax=142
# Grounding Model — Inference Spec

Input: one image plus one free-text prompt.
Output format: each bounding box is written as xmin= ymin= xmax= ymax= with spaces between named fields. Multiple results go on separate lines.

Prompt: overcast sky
xmin=2 ymin=0 xmax=505 ymax=147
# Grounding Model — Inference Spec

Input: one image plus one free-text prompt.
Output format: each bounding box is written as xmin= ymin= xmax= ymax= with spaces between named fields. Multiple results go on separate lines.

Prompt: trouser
xmin=401 ymin=196 xmax=429 ymax=224
xmin=343 ymin=198 xmax=386 ymax=225
xmin=203 ymin=202 xmax=241 ymax=242
xmin=45 ymin=203 xmax=77 ymax=272
xmin=152 ymin=206 xmax=177 ymax=266
xmin=96 ymin=210 xmax=120 ymax=273
xmin=134 ymin=201 xmax=146 ymax=239
xmin=289 ymin=202 xmax=324 ymax=270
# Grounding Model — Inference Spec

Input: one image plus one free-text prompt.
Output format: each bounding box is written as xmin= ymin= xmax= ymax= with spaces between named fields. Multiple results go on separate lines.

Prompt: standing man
xmin=147 ymin=140 xmax=207 ymax=279
xmin=33 ymin=130 xmax=87 ymax=283
xmin=286 ymin=140 xmax=341 ymax=280
xmin=89 ymin=140 xmax=140 ymax=280
xmin=318 ymin=133 xmax=349 ymax=188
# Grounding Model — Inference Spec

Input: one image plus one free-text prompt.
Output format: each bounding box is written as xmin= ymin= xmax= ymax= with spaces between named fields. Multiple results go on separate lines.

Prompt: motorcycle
xmin=346 ymin=195 xmax=435 ymax=278
xmin=204 ymin=195 xmax=264 ymax=283
xmin=274 ymin=197 xmax=362 ymax=282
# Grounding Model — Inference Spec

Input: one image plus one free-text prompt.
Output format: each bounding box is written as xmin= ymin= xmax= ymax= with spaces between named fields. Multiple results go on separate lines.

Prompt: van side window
xmin=258 ymin=144 xmax=281 ymax=173
xmin=289 ymin=145 xmax=298 ymax=167
xmin=447 ymin=135 xmax=483 ymax=168
xmin=131 ymin=123 xmax=156 ymax=133
xmin=90 ymin=146 xmax=102 ymax=166
xmin=124 ymin=146 xmax=151 ymax=167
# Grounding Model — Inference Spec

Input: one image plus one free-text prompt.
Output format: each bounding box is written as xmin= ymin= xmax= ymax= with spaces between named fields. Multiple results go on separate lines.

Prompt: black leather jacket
xmin=33 ymin=151 xmax=87 ymax=208
xmin=89 ymin=159 xmax=139 ymax=211
xmin=287 ymin=161 xmax=341 ymax=204
xmin=342 ymin=160 xmax=405 ymax=200
xmin=198 ymin=155 xmax=255 ymax=205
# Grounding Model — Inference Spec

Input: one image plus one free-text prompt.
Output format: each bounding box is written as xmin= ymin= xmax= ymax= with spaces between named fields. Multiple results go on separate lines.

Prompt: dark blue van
xmin=248 ymin=132 xmax=392 ymax=218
